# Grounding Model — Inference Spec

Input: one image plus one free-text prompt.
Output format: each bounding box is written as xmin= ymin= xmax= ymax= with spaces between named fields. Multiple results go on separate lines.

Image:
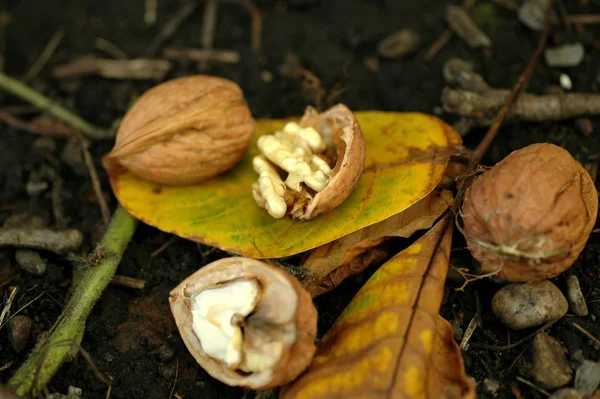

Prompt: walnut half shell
xmin=169 ymin=258 xmax=318 ymax=389
xmin=252 ymin=104 xmax=366 ymax=220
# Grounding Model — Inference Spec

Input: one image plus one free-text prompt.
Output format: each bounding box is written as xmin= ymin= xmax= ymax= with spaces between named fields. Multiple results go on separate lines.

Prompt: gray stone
xmin=575 ymin=360 xmax=600 ymax=397
xmin=15 ymin=250 xmax=47 ymax=275
xmin=566 ymin=275 xmax=588 ymax=317
xmin=492 ymin=280 xmax=568 ymax=330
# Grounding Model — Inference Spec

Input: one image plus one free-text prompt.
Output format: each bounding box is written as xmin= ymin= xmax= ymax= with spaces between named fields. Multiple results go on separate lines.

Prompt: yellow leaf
xmin=301 ymin=189 xmax=454 ymax=297
xmin=281 ymin=217 xmax=477 ymax=399
xmin=109 ymin=112 xmax=461 ymax=258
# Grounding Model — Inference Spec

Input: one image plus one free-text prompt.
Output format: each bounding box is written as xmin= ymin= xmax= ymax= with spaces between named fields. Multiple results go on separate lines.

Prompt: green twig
xmin=8 ymin=206 xmax=137 ymax=396
xmin=0 ymin=72 xmax=112 ymax=140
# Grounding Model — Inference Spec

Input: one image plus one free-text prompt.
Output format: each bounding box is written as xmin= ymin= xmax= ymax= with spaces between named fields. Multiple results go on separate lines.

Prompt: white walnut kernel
xmin=191 ymin=279 xmax=260 ymax=368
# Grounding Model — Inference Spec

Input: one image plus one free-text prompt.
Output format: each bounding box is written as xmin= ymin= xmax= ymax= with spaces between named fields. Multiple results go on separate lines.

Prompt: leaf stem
xmin=0 ymin=72 xmax=112 ymax=140
xmin=8 ymin=206 xmax=138 ymax=396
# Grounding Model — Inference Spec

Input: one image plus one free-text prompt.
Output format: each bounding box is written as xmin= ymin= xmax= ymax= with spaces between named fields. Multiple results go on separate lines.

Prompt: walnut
xmin=252 ymin=104 xmax=366 ymax=220
xmin=459 ymin=143 xmax=598 ymax=282
xmin=102 ymin=75 xmax=255 ymax=185
xmin=169 ymin=257 xmax=317 ymax=389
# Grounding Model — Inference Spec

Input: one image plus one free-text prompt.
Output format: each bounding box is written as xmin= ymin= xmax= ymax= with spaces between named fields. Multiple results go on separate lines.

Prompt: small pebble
xmin=482 ymin=378 xmax=500 ymax=397
xmin=15 ymin=250 xmax=47 ymax=276
xmin=8 ymin=315 xmax=32 ymax=353
xmin=575 ymin=360 xmax=600 ymax=397
xmin=560 ymin=73 xmax=572 ymax=90
xmin=549 ymin=388 xmax=584 ymax=399
xmin=46 ymin=386 xmax=83 ymax=399
xmin=377 ymin=29 xmax=420 ymax=59
xmin=158 ymin=344 xmax=175 ymax=362
xmin=566 ymin=275 xmax=589 ymax=317
xmin=518 ymin=0 xmax=550 ymax=31
xmin=530 ymin=333 xmax=573 ymax=389
xmin=25 ymin=181 xmax=49 ymax=196
xmin=261 ymin=70 xmax=273 ymax=83
xmin=158 ymin=364 xmax=176 ymax=380
xmin=545 ymin=43 xmax=585 ymax=68
xmin=492 ymin=280 xmax=568 ymax=330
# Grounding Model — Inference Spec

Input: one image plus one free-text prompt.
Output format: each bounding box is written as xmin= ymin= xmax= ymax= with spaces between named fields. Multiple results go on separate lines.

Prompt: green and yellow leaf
xmin=109 ymin=112 xmax=460 ymax=258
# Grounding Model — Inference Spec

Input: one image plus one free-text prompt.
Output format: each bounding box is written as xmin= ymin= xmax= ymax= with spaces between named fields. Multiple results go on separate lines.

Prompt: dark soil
xmin=0 ymin=0 xmax=599 ymax=398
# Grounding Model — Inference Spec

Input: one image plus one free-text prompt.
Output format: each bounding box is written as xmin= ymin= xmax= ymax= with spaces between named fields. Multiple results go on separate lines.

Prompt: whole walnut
xmin=102 ymin=75 xmax=255 ymax=185
xmin=460 ymin=143 xmax=598 ymax=282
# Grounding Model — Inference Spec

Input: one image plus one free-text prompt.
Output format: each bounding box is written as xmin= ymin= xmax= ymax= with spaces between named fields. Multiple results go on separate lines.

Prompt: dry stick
xmin=163 ymin=47 xmax=240 ymax=64
xmin=0 ymin=110 xmax=74 ymax=137
xmin=568 ymin=14 xmax=600 ymax=24
xmin=424 ymin=0 xmax=476 ymax=60
xmin=168 ymin=358 xmax=179 ymax=399
xmin=110 ymin=275 xmax=146 ymax=289
xmin=0 ymin=228 xmax=83 ymax=254
xmin=443 ymin=89 xmax=600 ymax=125
xmin=78 ymin=135 xmax=111 ymax=226
xmin=147 ymin=1 xmax=198 ymax=56
xmin=468 ymin=0 xmax=558 ymax=170
xmin=95 ymin=38 xmax=128 ymax=60
xmin=0 ymin=73 xmax=111 ymax=140
xmin=237 ymin=0 xmax=262 ymax=52
xmin=22 ymin=29 xmax=65 ymax=83
xmin=0 ymin=12 xmax=11 ymax=73
xmin=571 ymin=322 xmax=600 ymax=346
xmin=201 ymin=0 xmax=218 ymax=51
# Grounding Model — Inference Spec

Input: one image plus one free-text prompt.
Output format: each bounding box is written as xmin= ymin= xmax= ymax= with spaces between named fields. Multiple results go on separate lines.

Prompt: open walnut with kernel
xmin=169 ymin=258 xmax=317 ymax=390
xmin=252 ymin=104 xmax=366 ymax=221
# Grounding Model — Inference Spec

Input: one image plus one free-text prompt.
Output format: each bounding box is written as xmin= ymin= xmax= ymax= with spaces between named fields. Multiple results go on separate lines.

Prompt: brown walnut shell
xmin=169 ymin=257 xmax=318 ymax=389
xmin=102 ymin=75 xmax=255 ymax=185
xmin=460 ymin=143 xmax=598 ymax=282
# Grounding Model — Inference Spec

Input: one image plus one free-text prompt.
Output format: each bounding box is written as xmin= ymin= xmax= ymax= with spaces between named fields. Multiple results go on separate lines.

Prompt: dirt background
xmin=0 ymin=0 xmax=600 ymax=398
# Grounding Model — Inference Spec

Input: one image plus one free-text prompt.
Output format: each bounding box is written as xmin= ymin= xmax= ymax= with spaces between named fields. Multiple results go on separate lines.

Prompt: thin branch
xmin=468 ymin=0 xmax=558 ymax=169
xmin=8 ymin=207 xmax=138 ymax=396
xmin=77 ymin=135 xmax=111 ymax=226
xmin=0 ymin=72 xmax=112 ymax=140
xmin=22 ymin=29 xmax=65 ymax=83
xmin=147 ymin=2 xmax=198 ymax=56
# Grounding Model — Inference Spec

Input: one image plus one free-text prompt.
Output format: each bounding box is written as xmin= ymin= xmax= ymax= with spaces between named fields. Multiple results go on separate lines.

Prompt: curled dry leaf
xmin=103 ymin=75 xmax=255 ymax=185
xmin=460 ymin=143 xmax=598 ymax=282
xmin=302 ymin=189 xmax=454 ymax=297
xmin=252 ymin=104 xmax=366 ymax=220
xmin=110 ymin=112 xmax=462 ymax=258
xmin=169 ymin=257 xmax=317 ymax=389
xmin=281 ymin=217 xmax=477 ymax=399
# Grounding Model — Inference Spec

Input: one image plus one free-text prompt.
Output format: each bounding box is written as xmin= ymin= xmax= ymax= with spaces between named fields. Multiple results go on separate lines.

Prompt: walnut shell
xmin=102 ymin=75 xmax=255 ymax=185
xmin=169 ymin=257 xmax=317 ymax=390
xmin=460 ymin=143 xmax=598 ymax=282
xmin=299 ymin=104 xmax=366 ymax=220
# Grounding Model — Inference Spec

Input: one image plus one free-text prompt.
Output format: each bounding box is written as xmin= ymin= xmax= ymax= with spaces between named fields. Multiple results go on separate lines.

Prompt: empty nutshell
xmin=460 ymin=143 xmax=598 ymax=282
xmin=103 ymin=75 xmax=256 ymax=185
xmin=492 ymin=280 xmax=568 ymax=330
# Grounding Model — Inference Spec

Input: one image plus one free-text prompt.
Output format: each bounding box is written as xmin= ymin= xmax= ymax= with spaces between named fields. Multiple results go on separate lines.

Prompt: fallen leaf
xmin=109 ymin=112 xmax=461 ymax=258
xmin=281 ymin=217 xmax=477 ymax=399
xmin=302 ymin=189 xmax=454 ymax=297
